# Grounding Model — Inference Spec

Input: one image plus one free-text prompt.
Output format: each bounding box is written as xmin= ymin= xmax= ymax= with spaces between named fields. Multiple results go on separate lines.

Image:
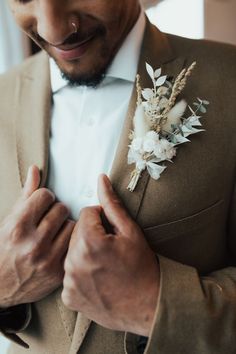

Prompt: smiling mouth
xmin=52 ymin=35 xmax=95 ymax=61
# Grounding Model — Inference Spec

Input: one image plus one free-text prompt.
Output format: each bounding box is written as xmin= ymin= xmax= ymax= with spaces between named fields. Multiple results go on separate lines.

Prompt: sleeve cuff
xmin=0 ymin=304 xmax=32 ymax=349
xmin=125 ymin=255 xmax=202 ymax=354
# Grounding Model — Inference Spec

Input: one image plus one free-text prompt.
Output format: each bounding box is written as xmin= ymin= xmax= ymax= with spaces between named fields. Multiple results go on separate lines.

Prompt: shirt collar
xmin=50 ymin=10 xmax=146 ymax=93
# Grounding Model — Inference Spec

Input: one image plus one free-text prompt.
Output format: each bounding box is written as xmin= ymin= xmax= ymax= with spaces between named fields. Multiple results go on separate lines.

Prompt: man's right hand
xmin=0 ymin=165 xmax=74 ymax=308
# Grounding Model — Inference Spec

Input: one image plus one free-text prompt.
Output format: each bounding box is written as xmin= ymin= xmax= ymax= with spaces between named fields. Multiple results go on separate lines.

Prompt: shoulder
xmin=166 ymin=32 xmax=236 ymax=65
xmin=161 ymin=32 xmax=236 ymax=95
xmin=0 ymin=51 xmax=49 ymax=88
xmin=145 ymin=20 xmax=236 ymax=81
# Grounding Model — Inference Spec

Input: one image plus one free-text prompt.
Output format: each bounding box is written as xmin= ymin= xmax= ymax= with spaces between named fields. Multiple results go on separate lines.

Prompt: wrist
xmin=128 ymin=262 xmax=160 ymax=337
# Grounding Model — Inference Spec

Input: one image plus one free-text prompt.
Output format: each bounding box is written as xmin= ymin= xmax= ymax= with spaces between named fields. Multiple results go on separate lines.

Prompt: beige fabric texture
xmin=0 ymin=19 xmax=236 ymax=354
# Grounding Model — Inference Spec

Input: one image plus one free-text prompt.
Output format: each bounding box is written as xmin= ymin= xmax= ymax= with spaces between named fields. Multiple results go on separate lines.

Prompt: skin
xmin=62 ymin=175 xmax=160 ymax=336
xmin=8 ymin=0 xmax=141 ymax=85
xmin=0 ymin=166 xmax=75 ymax=308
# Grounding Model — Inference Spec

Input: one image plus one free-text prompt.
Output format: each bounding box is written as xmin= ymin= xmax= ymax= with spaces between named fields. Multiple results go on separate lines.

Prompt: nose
xmin=36 ymin=1 xmax=78 ymax=46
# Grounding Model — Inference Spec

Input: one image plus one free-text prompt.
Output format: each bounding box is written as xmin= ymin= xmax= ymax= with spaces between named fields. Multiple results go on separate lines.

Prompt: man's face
xmin=9 ymin=0 xmax=140 ymax=86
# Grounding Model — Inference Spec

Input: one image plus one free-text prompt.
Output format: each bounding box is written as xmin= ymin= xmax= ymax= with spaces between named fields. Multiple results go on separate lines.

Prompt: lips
xmin=52 ymin=35 xmax=95 ymax=61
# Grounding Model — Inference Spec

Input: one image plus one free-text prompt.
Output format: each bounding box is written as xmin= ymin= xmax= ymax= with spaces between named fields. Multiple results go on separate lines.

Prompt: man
xmin=0 ymin=0 xmax=236 ymax=353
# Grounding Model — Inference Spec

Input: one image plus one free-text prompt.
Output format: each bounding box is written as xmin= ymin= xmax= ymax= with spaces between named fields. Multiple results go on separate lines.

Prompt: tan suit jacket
xmin=1 ymin=19 xmax=236 ymax=354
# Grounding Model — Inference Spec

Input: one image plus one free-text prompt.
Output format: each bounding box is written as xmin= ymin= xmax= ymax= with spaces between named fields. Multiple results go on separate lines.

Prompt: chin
xmin=52 ymin=49 xmax=114 ymax=88
xmin=54 ymin=60 xmax=107 ymax=88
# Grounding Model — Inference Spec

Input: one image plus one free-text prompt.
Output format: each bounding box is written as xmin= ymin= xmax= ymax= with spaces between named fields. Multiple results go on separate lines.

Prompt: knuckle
xmin=80 ymin=234 xmax=93 ymax=254
xmin=79 ymin=207 xmax=92 ymax=219
xmin=55 ymin=203 xmax=69 ymax=217
xmin=61 ymin=289 xmax=73 ymax=308
xmin=65 ymin=220 xmax=76 ymax=233
xmin=37 ymin=258 xmax=53 ymax=273
xmin=65 ymin=266 xmax=78 ymax=281
xmin=40 ymin=218 xmax=51 ymax=236
xmin=105 ymin=196 xmax=122 ymax=210
xmin=64 ymin=257 xmax=72 ymax=273
xmin=64 ymin=257 xmax=79 ymax=279
xmin=81 ymin=235 xmax=107 ymax=257
xmin=23 ymin=244 xmax=41 ymax=264
xmin=37 ymin=188 xmax=55 ymax=205
xmin=10 ymin=221 xmax=29 ymax=243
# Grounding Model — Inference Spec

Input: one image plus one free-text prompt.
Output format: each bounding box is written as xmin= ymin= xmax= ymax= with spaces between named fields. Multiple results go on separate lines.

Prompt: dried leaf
xmin=142 ymin=88 xmax=154 ymax=100
xmin=156 ymin=75 xmax=167 ymax=87
xmin=154 ymin=68 xmax=162 ymax=78
xmin=200 ymin=105 xmax=207 ymax=114
xmin=147 ymin=162 xmax=166 ymax=180
xmin=146 ymin=63 xmax=154 ymax=80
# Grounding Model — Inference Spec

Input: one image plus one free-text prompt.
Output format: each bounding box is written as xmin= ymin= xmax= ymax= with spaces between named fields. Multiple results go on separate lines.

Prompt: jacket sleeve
xmin=0 ymin=304 xmax=31 ymax=349
xmin=125 ymin=184 xmax=236 ymax=354
xmin=144 ymin=256 xmax=236 ymax=354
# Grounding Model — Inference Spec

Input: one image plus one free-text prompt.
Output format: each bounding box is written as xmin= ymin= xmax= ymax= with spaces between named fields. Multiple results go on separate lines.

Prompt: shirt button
xmin=87 ymin=116 xmax=95 ymax=126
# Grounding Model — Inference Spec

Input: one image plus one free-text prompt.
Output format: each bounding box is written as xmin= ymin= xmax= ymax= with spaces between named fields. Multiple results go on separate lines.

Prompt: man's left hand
xmin=62 ymin=175 xmax=160 ymax=337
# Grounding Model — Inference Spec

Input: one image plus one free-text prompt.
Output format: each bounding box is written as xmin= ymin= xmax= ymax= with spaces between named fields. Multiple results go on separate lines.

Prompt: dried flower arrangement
xmin=127 ymin=62 xmax=209 ymax=192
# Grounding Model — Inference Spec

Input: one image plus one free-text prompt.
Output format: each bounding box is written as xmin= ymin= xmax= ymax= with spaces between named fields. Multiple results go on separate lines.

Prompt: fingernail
xmin=25 ymin=166 xmax=32 ymax=184
xmin=102 ymin=175 xmax=113 ymax=192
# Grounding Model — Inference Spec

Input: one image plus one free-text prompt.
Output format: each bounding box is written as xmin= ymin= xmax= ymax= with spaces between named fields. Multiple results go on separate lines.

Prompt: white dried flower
xmin=154 ymin=139 xmax=176 ymax=160
xmin=131 ymin=137 xmax=143 ymax=151
xmin=143 ymin=139 xmax=156 ymax=153
xmin=143 ymin=131 xmax=159 ymax=153
xmin=133 ymin=104 xmax=150 ymax=138
xmin=136 ymin=159 xmax=146 ymax=171
xmin=146 ymin=131 xmax=159 ymax=140
xmin=157 ymin=86 xmax=168 ymax=96
xmin=159 ymin=97 xmax=169 ymax=110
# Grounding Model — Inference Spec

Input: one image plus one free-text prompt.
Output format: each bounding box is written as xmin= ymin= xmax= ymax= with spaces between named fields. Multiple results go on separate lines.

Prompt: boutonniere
xmin=127 ymin=62 xmax=209 ymax=192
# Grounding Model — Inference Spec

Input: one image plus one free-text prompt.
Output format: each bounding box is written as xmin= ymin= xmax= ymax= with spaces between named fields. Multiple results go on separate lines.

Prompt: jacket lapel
xmin=110 ymin=20 xmax=186 ymax=220
xmin=14 ymin=51 xmax=82 ymax=347
xmin=15 ymin=51 xmax=51 ymax=188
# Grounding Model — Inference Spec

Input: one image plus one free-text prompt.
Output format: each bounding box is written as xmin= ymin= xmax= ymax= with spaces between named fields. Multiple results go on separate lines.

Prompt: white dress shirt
xmin=47 ymin=12 xmax=145 ymax=220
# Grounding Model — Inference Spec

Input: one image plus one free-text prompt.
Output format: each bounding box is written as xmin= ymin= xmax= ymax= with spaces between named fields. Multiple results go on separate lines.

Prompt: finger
xmin=52 ymin=220 xmax=75 ymax=263
xmin=97 ymin=174 xmax=134 ymax=235
xmin=75 ymin=206 xmax=106 ymax=243
xmin=23 ymin=165 xmax=41 ymax=199
xmin=37 ymin=203 xmax=70 ymax=241
xmin=21 ymin=188 xmax=55 ymax=225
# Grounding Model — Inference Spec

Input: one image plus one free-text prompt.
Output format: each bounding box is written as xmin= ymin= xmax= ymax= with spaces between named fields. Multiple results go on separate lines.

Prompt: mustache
xmin=30 ymin=25 xmax=106 ymax=48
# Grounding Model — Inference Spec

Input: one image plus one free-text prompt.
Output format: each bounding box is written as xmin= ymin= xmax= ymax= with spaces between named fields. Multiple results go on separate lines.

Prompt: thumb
xmin=23 ymin=165 xmax=41 ymax=198
xmin=97 ymin=174 xmax=134 ymax=235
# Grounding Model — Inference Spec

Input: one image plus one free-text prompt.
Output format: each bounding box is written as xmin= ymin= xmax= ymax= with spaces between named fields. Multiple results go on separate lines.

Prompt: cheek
xmin=8 ymin=4 xmax=35 ymax=34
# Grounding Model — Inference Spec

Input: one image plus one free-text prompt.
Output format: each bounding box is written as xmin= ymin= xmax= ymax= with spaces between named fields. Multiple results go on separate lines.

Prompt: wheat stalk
xmin=162 ymin=62 xmax=196 ymax=118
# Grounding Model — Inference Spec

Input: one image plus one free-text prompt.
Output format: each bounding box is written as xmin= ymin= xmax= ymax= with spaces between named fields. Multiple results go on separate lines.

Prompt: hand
xmin=62 ymin=174 xmax=160 ymax=337
xmin=0 ymin=166 xmax=75 ymax=308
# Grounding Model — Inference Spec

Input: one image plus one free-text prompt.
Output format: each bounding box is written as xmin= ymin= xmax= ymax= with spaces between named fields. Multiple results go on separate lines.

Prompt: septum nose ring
xmin=71 ymin=22 xmax=78 ymax=33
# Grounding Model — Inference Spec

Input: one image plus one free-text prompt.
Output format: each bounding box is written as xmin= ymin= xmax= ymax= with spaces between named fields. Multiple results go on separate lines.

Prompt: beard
xmin=60 ymin=66 xmax=106 ymax=88
xmin=57 ymin=40 xmax=111 ymax=88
